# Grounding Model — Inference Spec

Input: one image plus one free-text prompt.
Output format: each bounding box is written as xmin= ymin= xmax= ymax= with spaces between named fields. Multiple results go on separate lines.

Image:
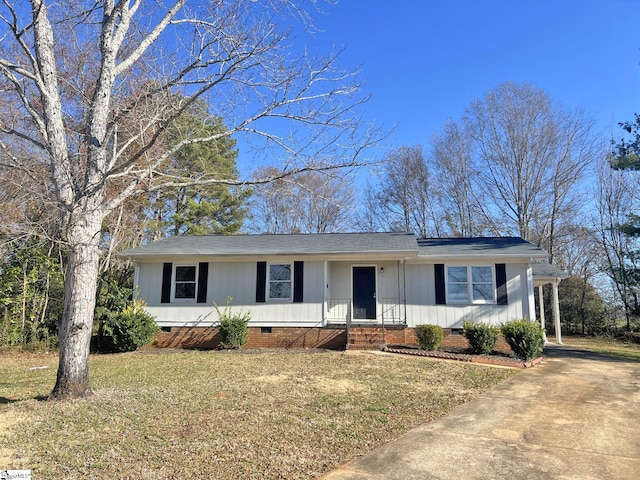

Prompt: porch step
xmin=347 ymin=326 xmax=385 ymax=350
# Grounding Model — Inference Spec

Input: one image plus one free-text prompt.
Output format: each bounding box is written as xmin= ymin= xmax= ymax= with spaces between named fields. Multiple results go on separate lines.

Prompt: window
xmin=471 ymin=266 xmax=494 ymax=302
xmin=446 ymin=266 xmax=469 ymax=303
xmin=446 ymin=265 xmax=495 ymax=304
xmin=174 ymin=265 xmax=197 ymax=300
xmin=268 ymin=263 xmax=292 ymax=300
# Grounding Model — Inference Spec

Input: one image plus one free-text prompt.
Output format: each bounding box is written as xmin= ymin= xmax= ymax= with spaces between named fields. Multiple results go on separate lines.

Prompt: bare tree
xmin=594 ymin=154 xmax=640 ymax=331
xmin=248 ymin=167 xmax=356 ymax=234
xmin=0 ymin=1 xmax=378 ymax=399
xmin=370 ymin=145 xmax=441 ymax=238
xmin=353 ymin=181 xmax=384 ymax=233
xmin=430 ymin=120 xmax=495 ymax=236
xmin=463 ymin=82 xmax=596 ymax=258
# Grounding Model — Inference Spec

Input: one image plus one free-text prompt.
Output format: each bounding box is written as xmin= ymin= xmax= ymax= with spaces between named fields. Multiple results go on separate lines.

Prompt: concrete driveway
xmin=321 ymin=345 xmax=640 ymax=480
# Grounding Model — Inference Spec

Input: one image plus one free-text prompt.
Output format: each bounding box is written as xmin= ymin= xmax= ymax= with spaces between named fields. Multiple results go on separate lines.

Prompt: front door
xmin=353 ymin=266 xmax=376 ymax=320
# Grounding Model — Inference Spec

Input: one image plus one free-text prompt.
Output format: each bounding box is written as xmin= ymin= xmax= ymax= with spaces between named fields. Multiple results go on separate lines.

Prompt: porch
xmin=323 ymin=260 xmax=406 ymax=330
xmin=325 ymin=297 xmax=406 ymax=350
xmin=326 ymin=297 xmax=405 ymax=326
xmin=532 ymin=263 xmax=569 ymax=344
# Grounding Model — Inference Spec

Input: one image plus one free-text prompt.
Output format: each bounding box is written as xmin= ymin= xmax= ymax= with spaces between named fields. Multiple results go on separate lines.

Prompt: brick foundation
xmin=149 ymin=325 xmax=512 ymax=353
xmin=151 ymin=326 xmax=346 ymax=350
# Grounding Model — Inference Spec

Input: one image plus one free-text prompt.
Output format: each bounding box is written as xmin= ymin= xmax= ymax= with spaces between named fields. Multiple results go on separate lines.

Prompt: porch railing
xmin=381 ymin=297 xmax=403 ymax=325
xmin=326 ymin=297 xmax=404 ymax=325
xmin=327 ymin=298 xmax=351 ymax=322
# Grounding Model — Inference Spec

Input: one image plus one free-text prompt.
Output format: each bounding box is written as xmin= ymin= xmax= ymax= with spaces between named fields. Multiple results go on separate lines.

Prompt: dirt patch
xmin=253 ymin=374 xmax=369 ymax=394
xmin=313 ymin=377 xmax=369 ymax=395
xmin=253 ymin=373 xmax=289 ymax=383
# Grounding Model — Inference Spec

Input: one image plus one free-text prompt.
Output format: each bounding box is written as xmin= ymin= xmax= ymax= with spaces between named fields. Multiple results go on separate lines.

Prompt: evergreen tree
xmin=147 ymin=107 xmax=250 ymax=239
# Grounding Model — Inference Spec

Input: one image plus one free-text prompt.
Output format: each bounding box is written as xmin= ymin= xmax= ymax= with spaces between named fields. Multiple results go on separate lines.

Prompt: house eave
xmin=411 ymin=253 xmax=549 ymax=261
xmin=126 ymin=250 xmax=418 ymax=263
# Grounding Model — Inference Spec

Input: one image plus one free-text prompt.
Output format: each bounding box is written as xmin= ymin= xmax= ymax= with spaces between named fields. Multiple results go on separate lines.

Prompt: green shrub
xmin=104 ymin=300 xmax=159 ymax=352
xmin=501 ymin=318 xmax=545 ymax=361
xmin=463 ymin=320 xmax=500 ymax=354
xmin=215 ymin=298 xmax=251 ymax=349
xmin=415 ymin=324 xmax=444 ymax=351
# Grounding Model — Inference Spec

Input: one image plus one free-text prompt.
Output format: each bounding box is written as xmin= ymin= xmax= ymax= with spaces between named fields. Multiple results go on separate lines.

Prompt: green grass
xmin=557 ymin=335 xmax=640 ymax=362
xmin=0 ymin=350 xmax=516 ymax=479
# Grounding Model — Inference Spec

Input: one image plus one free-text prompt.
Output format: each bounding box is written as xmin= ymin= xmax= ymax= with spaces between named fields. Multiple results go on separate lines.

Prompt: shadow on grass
xmin=544 ymin=344 xmax=639 ymax=363
xmin=0 ymin=394 xmax=48 ymax=404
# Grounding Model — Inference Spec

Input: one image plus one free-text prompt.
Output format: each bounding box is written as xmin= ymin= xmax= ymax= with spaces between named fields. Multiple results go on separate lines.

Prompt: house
xmin=121 ymin=232 xmax=563 ymax=349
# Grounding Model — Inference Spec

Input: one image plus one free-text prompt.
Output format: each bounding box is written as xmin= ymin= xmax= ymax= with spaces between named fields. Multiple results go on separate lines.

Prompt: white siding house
xmin=122 ymin=233 xmax=558 ymax=348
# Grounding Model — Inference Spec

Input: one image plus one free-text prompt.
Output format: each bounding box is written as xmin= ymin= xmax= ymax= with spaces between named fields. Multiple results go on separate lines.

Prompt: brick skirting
xmin=149 ymin=325 xmax=512 ymax=353
xmin=151 ymin=326 xmax=346 ymax=350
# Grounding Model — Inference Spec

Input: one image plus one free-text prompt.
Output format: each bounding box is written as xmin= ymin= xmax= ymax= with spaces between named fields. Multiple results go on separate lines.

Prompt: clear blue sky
xmin=236 ymin=0 xmax=640 ymax=171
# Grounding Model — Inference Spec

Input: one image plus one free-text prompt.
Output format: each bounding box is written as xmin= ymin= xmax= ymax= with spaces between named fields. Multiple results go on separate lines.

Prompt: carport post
xmin=552 ymin=280 xmax=562 ymax=345
xmin=538 ymin=285 xmax=548 ymax=343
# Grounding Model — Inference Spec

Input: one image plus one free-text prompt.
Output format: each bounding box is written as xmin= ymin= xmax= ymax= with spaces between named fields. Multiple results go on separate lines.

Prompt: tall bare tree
xmin=462 ymin=82 xmax=596 ymax=259
xmin=0 ymin=1 xmax=377 ymax=399
xmin=370 ymin=145 xmax=441 ymax=238
xmin=595 ymin=154 xmax=640 ymax=331
xmin=431 ymin=121 xmax=494 ymax=236
xmin=248 ymin=167 xmax=356 ymax=234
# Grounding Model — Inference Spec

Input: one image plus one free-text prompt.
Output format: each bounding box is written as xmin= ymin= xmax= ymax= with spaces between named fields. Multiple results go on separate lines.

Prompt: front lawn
xmin=0 ymin=350 xmax=516 ymax=479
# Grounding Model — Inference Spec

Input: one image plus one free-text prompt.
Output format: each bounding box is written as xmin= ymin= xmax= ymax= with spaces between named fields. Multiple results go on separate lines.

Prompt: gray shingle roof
xmin=121 ymin=233 xmax=550 ymax=261
xmin=417 ymin=237 xmax=548 ymax=259
xmin=121 ymin=232 xmax=419 ymax=258
xmin=532 ymin=262 xmax=569 ymax=279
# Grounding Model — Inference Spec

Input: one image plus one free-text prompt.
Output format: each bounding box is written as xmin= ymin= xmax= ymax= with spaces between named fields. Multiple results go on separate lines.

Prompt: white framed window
xmin=471 ymin=266 xmax=494 ymax=302
xmin=446 ymin=265 xmax=495 ymax=304
xmin=268 ymin=263 xmax=292 ymax=300
xmin=173 ymin=264 xmax=198 ymax=300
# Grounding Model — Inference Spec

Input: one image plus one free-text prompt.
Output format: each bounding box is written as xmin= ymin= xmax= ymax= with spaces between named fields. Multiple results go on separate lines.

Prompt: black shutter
xmin=197 ymin=262 xmax=209 ymax=303
xmin=293 ymin=261 xmax=304 ymax=303
xmin=434 ymin=264 xmax=446 ymax=305
xmin=496 ymin=263 xmax=508 ymax=305
xmin=256 ymin=261 xmax=267 ymax=303
xmin=161 ymin=262 xmax=172 ymax=303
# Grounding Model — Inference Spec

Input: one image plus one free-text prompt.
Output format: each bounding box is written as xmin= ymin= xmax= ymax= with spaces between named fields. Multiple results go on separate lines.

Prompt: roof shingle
xmin=121 ymin=232 xmax=418 ymax=257
xmin=121 ymin=233 xmax=550 ymax=261
xmin=417 ymin=237 xmax=548 ymax=259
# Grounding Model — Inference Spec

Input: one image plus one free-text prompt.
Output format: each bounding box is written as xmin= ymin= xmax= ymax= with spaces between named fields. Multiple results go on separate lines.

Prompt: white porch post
xmin=552 ymin=280 xmax=563 ymax=345
xmin=538 ymin=285 xmax=548 ymax=343
xmin=526 ymin=265 xmax=537 ymax=322
xmin=400 ymin=259 xmax=406 ymax=324
xmin=323 ymin=261 xmax=328 ymax=325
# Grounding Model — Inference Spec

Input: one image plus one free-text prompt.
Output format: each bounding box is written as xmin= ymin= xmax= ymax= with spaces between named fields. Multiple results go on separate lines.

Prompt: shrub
xmin=621 ymin=331 xmax=640 ymax=345
xmin=415 ymin=324 xmax=444 ymax=351
xmin=215 ymin=298 xmax=251 ymax=349
xmin=501 ymin=318 xmax=545 ymax=361
xmin=463 ymin=320 xmax=500 ymax=354
xmin=104 ymin=300 xmax=159 ymax=352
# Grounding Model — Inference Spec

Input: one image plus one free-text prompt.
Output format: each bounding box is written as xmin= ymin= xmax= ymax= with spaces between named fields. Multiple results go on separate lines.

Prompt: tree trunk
xmin=21 ymin=266 xmax=27 ymax=346
xmin=49 ymin=209 xmax=103 ymax=400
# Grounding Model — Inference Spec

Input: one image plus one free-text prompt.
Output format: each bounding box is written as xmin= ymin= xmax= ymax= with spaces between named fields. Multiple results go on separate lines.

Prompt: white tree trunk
xmin=0 ymin=0 xmax=377 ymax=402
xmin=49 ymin=206 xmax=103 ymax=400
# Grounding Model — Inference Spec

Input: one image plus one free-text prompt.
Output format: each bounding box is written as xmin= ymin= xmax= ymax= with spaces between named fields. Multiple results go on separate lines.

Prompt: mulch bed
xmin=384 ymin=344 xmax=544 ymax=369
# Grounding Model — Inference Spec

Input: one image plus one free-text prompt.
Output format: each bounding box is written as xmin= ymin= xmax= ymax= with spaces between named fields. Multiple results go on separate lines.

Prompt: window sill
xmin=445 ymin=301 xmax=497 ymax=306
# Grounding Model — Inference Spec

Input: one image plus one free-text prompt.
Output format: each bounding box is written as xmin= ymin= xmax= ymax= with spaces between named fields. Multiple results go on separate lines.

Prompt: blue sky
xmin=329 ymin=0 xmax=640 ymax=145
xmin=236 ymin=0 xmax=640 ymax=170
